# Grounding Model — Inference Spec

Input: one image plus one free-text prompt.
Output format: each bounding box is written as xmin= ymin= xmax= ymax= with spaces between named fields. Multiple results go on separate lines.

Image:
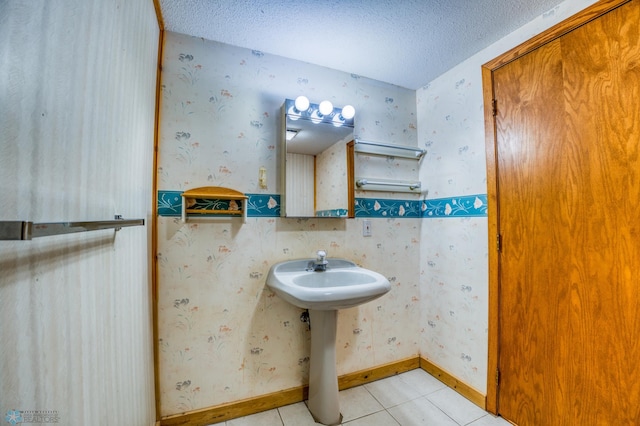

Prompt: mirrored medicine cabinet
xmin=280 ymin=98 xmax=355 ymax=218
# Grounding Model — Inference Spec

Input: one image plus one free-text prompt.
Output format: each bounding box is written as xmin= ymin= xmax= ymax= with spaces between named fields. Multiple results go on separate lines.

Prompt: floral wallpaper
xmin=416 ymin=0 xmax=598 ymax=393
xmin=157 ymin=0 xmax=592 ymax=416
xmin=157 ymin=32 xmax=420 ymax=417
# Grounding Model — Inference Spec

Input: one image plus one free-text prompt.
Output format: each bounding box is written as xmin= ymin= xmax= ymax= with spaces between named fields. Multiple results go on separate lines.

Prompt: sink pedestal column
xmin=307 ymin=309 xmax=342 ymax=425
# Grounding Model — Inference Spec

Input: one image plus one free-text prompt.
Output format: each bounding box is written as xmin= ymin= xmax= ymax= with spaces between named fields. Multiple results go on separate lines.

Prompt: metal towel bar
xmin=356 ymin=178 xmax=421 ymax=192
xmin=354 ymin=139 xmax=426 ymax=159
xmin=0 ymin=216 xmax=145 ymax=241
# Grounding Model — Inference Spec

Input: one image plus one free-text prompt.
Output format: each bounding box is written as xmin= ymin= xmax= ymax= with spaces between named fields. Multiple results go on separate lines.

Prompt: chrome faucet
xmin=312 ymin=250 xmax=328 ymax=271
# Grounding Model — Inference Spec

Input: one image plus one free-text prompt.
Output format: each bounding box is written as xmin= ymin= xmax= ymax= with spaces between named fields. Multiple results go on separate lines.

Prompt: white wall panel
xmin=285 ymin=153 xmax=315 ymax=216
xmin=0 ymin=1 xmax=159 ymax=424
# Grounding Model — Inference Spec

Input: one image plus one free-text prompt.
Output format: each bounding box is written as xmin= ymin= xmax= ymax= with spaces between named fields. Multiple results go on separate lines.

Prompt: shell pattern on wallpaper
xmin=156 ymin=31 xmax=489 ymax=416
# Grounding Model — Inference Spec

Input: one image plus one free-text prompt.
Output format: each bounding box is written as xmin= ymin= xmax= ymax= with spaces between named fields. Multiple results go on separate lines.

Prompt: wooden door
xmin=492 ymin=1 xmax=640 ymax=424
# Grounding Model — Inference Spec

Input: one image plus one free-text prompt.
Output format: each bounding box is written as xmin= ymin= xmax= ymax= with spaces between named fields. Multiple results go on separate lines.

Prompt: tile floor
xmin=216 ymin=369 xmax=512 ymax=425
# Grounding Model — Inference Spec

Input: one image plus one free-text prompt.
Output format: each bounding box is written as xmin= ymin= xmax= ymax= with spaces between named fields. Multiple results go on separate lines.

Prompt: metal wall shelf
xmin=354 ymin=140 xmax=425 ymax=193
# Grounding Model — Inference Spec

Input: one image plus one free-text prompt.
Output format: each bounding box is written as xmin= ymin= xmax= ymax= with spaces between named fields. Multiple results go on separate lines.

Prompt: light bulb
xmin=341 ymin=105 xmax=355 ymax=119
xmin=287 ymin=105 xmax=301 ymax=120
xmin=310 ymin=110 xmax=323 ymax=124
xmin=332 ymin=114 xmax=345 ymax=127
xmin=319 ymin=100 xmax=333 ymax=116
xmin=294 ymin=96 xmax=309 ymax=112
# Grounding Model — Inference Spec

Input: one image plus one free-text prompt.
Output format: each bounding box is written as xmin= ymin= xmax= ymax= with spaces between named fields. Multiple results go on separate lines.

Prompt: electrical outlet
xmin=363 ymin=219 xmax=372 ymax=237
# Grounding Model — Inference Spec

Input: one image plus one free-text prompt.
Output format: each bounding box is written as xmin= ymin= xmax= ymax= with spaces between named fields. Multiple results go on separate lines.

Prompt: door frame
xmin=480 ymin=0 xmax=630 ymax=414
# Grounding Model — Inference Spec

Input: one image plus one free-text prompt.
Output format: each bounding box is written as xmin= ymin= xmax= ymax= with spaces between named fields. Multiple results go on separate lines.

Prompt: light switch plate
xmin=363 ymin=219 xmax=372 ymax=237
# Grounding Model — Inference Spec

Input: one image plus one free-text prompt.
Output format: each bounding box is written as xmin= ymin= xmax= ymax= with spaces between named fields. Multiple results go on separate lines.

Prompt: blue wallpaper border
xmin=157 ymin=191 xmax=182 ymax=216
xmin=157 ymin=191 xmax=281 ymax=217
xmin=355 ymin=198 xmax=422 ymax=218
xmin=157 ymin=191 xmax=487 ymax=219
xmin=245 ymin=193 xmax=281 ymax=217
xmin=355 ymin=194 xmax=487 ymax=218
xmin=316 ymin=209 xmax=349 ymax=218
xmin=422 ymin=194 xmax=488 ymax=218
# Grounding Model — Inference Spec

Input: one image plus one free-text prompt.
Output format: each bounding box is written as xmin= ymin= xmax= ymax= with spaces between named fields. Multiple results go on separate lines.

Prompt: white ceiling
xmin=158 ymin=0 xmax=563 ymax=90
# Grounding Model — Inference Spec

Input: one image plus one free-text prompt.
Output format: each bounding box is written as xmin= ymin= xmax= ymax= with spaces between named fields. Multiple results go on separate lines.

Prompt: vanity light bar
xmin=284 ymin=98 xmax=355 ymax=127
xmin=355 ymin=178 xmax=422 ymax=193
xmin=354 ymin=139 xmax=426 ymax=160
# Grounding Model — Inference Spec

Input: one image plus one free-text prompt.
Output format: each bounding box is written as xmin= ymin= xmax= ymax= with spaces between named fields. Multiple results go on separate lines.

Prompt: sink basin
xmin=266 ymin=257 xmax=391 ymax=424
xmin=266 ymin=259 xmax=391 ymax=310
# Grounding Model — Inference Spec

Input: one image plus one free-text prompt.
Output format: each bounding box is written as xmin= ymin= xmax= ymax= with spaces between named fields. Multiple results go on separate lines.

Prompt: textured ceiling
xmin=158 ymin=0 xmax=563 ymax=90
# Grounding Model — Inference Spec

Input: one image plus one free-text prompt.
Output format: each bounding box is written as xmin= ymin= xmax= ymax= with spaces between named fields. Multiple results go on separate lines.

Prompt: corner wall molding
xmin=419 ymin=356 xmax=486 ymax=409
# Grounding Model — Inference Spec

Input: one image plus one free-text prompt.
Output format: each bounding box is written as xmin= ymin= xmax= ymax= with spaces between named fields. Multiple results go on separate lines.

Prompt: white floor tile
xmin=278 ymin=402 xmax=320 ymax=426
xmin=338 ymin=386 xmax=385 ymax=422
xmin=364 ymin=375 xmax=423 ymax=408
xmin=387 ymin=397 xmax=459 ymax=426
xmin=397 ymin=369 xmax=447 ymax=396
xmin=467 ymin=413 xmax=513 ymax=426
xmin=343 ymin=410 xmax=401 ymax=426
xmin=217 ymin=370 xmax=504 ymax=426
xmin=426 ymin=387 xmax=487 ymax=425
xmin=225 ymin=409 xmax=283 ymax=426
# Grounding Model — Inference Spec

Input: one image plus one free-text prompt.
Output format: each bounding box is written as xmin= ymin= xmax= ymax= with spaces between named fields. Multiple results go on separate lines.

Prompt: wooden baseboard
xmin=159 ymin=356 xmax=418 ymax=425
xmin=159 ymin=385 xmax=307 ymax=426
xmin=338 ymin=356 xmax=419 ymax=390
xmin=158 ymin=356 xmax=486 ymax=425
xmin=419 ymin=356 xmax=486 ymax=409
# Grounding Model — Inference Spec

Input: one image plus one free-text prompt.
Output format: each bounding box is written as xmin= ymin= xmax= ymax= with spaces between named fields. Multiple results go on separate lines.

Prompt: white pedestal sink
xmin=266 ymin=257 xmax=391 ymax=425
xmin=308 ymin=309 xmax=340 ymax=425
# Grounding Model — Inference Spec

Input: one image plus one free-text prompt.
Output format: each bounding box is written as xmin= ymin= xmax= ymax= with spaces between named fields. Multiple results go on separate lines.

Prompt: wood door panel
xmin=494 ymin=1 xmax=640 ymax=424
xmin=559 ymin=2 xmax=640 ymax=420
xmin=494 ymin=39 xmax=571 ymax=425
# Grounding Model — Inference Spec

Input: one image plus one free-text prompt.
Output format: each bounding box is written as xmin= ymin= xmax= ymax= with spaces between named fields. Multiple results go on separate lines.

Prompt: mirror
xmin=280 ymin=98 xmax=355 ymax=218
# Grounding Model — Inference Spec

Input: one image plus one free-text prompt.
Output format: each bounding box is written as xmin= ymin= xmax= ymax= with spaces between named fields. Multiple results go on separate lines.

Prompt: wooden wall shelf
xmin=180 ymin=186 xmax=248 ymax=223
